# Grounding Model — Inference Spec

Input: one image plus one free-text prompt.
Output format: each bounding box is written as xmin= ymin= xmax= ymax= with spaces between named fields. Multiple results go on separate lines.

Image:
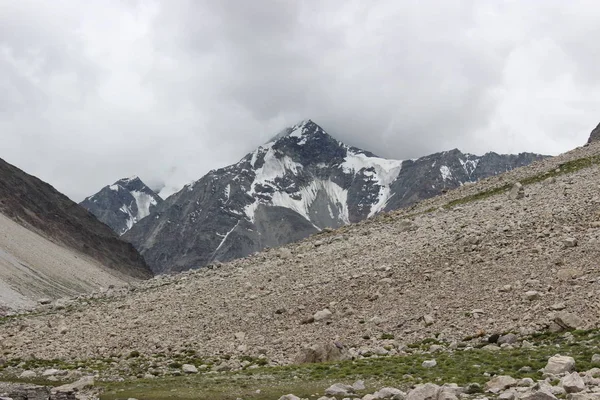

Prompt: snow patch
xmin=109 ymin=185 xmax=120 ymax=192
xmin=341 ymin=150 xmax=403 ymax=217
xmin=440 ymin=165 xmax=452 ymax=181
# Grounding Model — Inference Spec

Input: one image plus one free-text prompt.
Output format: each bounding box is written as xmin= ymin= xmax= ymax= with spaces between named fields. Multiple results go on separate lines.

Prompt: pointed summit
xmin=80 ymin=176 xmax=163 ymax=235
xmin=268 ymin=119 xmax=327 ymax=144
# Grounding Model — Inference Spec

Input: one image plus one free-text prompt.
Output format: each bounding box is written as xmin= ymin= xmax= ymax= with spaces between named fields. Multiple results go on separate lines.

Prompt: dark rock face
xmin=80 ymin=176 xmax=162 ymax=235
xmin=588 ymin=122 xmax=600 ymax=143
xmin=0 ymin=158 xmax=152 ymax=279
xmin=121 ymin=120 xmax=546 ymax=274
xmin=384 ymin=149 xmax=546 ymax=211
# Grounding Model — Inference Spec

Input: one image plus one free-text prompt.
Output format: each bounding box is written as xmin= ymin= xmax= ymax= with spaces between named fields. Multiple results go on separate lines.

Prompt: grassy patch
xmin=96 ymin=329 xmax=600 ymax=400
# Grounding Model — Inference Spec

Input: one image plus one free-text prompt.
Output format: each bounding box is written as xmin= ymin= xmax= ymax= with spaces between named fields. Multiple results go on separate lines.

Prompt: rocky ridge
xmin=0 ymin=158 xmax=152 ymax=311
xmin=0 ymin=140 xmax=598 ymax=373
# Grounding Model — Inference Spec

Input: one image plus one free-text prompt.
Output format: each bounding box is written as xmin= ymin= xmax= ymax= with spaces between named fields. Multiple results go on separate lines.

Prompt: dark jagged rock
xmin=0 ymin=158 xmax=152 ymax=280
xmin=116 ymin=120 xmax=546 ymax=274
xmin=80 ymin=176 xmax=162 ymax=235
xmin=588 ymin=122 xmax=600 ymax=143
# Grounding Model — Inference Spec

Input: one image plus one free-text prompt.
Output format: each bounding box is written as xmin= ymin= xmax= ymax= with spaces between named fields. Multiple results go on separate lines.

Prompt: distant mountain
xmin=0 ymin=158 xmax=152 ymax=310
xmin=117 ymin=120 xmax=546 ymax=274
xmin=80 ymin=176 xmax=163 ymax=235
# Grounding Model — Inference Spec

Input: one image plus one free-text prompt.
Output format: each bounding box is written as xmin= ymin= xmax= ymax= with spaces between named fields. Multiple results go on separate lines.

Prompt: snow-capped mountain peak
xmin=80 ymin=177 xmax=163 ymax=235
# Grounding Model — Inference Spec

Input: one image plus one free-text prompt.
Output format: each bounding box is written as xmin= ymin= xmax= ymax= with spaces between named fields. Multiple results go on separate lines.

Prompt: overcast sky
xmin=2 ymin=0 xmax=599 ymax=201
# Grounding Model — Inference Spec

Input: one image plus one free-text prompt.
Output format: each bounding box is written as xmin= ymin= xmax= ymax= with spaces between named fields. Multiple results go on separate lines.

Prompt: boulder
xmin=554 ymin=312 xmax=585 ymax=330
xmin=182 ymin=364 xmax=198 ymax=374
xmin=509 ymin=183 xmax=525 ymax=200
xmin=374 ymin=387 xmax=405 ymax=399
xmin=294 ymin=342 xmax=350 ymax=364
xmin=313 ymin=309 xmax=333 ymax=322
xmin=279 ymin=395 xmax=301 ymax=400
xmin=324 ymin=383 xmax=354 ymax=396
xmin=485 ymin=376 xmax=517 ymax=393
xmin=406 ymin=383 xmax=439 ymax=400
xmin=422 ymin=360 xmax=437 ymax=368
xmin=560 ymin=372 xmax=585 ymax=393
xmin=521 ymin=390 xmax=557 ymax=400
xmin=52 ymin=376 xmax=94 ymax=393
xmin=545 ymin=355 xmax=576 ymax=375
xmin=498 ymin=334 xmax=518 ymax=345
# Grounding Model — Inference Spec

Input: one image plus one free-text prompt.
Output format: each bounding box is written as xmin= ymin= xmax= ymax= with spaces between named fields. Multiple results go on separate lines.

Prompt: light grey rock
xmin=485 ymin=376 xmax=517 ymax=393
xmin=422 ymin=360 xmax=437 ymax=368
xmin=313 ymin=309 xmax=333 ymax=322
xmin=279 ymin=395 xmax=301 ymax=400
xmin=592 ymin=354 xmax=600 ymax=365
xmin=406 ymin=383 xmax=440 ymax=400
xmin=525 ymin=291 xmax=541 ymax=301
xmin=42 ymin=368 xmax=62 ymax=377
xmin=521 ymin=390 xmax=558 ymax=400
xmin=325 ymin=383 xmax=354 ymax=396
xmin=545 ymin=355 xmax=576 ymax=375
xmin=554 ymin=312 xmax=585 ymax=330
xmin=353 ymin=380 xmax=366 ymax=391
xmin=18 ymin=371 xmax=37 ymax=379
xmin=182 ymin=364 xmax=198 ymax=374
xmin=498 ymin=334 xmax=518 ymax=345
xmin=373 ymin=387 xmax=405 ymax=399
xmin=423 ymin=314 xmax=435 ymax=326
xmin=560 ymin=372 xmax=585 ymax=393
xmin=52 ymin=376 xmax=94 ymax=393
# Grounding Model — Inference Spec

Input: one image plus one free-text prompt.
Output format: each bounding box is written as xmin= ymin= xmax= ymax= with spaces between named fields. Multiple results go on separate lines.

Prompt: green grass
xmin=94 ymin=329 xmax=600 ymax=400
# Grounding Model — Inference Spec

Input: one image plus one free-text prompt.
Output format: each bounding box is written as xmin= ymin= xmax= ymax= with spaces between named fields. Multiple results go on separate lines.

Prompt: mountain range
xmin=82 ymin=120 xmax=546 ymax=274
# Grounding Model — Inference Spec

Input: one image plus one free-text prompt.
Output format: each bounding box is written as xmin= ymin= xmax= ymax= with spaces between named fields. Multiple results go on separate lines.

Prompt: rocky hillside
xmin=80 ymin=176 xmax=162 ymax=235
xmin=0 ymin=158 xmax=152 ymax=311
xmin=0 ymin=138 xmax=597 ymax=372
xmin=120 ymin=120 xmax=544 ymax=274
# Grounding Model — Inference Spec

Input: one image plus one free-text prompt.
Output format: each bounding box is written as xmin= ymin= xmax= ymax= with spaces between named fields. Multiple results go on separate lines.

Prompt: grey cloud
xmin=1 ymin=0 xmax=599 ymax=201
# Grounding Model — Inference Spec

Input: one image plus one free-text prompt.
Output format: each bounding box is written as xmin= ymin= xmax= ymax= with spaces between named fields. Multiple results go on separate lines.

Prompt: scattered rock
xmin=422 ymin=360 xmax=437 ymax=368
xmin=52 ymin=376 xmax=94 ymax=393
xmin=324 ymin=383 xmax=354 ymax=396
xmin=485 ymin=376 xmax=517 ymax=393
xmin=373 ymin=387 xmax=405 ymax=399
xmin=545 ymin=354 xmax=576 ymax=375
xmin=509 ymin=182 xmax=525 ymax=200
xmin=554 ymin=312 xmax=585 ymax=330
xmin=525 ymin=291 xmax=541 ymax=301
xmin=18 ymin=370 xmax=37 ymax=379
xmin=423 ymin=314 xmax=435 ymax=326
xmin=498 ymin=334 xmax=518 ymax=345
xmin=182 ymin=364 xmax=198 ymax=374
xmin=560 ymin=372 xmax=586 ymax=393
xmin=313 ymin=309 xmax=333 ymax=322
xmin=294 ymin=342 xmax=349 ymax=364
xmin=406 ymin=383 xmax=440 ymax=400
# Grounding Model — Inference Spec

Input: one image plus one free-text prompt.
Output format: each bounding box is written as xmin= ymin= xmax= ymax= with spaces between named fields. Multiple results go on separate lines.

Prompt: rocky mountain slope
xmin=1 ymin=138 xmax=597 ymax=370
xmin=80 ymin=176 xmax=162 ymax=235
xmin=0 ymin=158 xmax=152 ymax=311
xmin=120 ymin=120 xmax=544 ymax=274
